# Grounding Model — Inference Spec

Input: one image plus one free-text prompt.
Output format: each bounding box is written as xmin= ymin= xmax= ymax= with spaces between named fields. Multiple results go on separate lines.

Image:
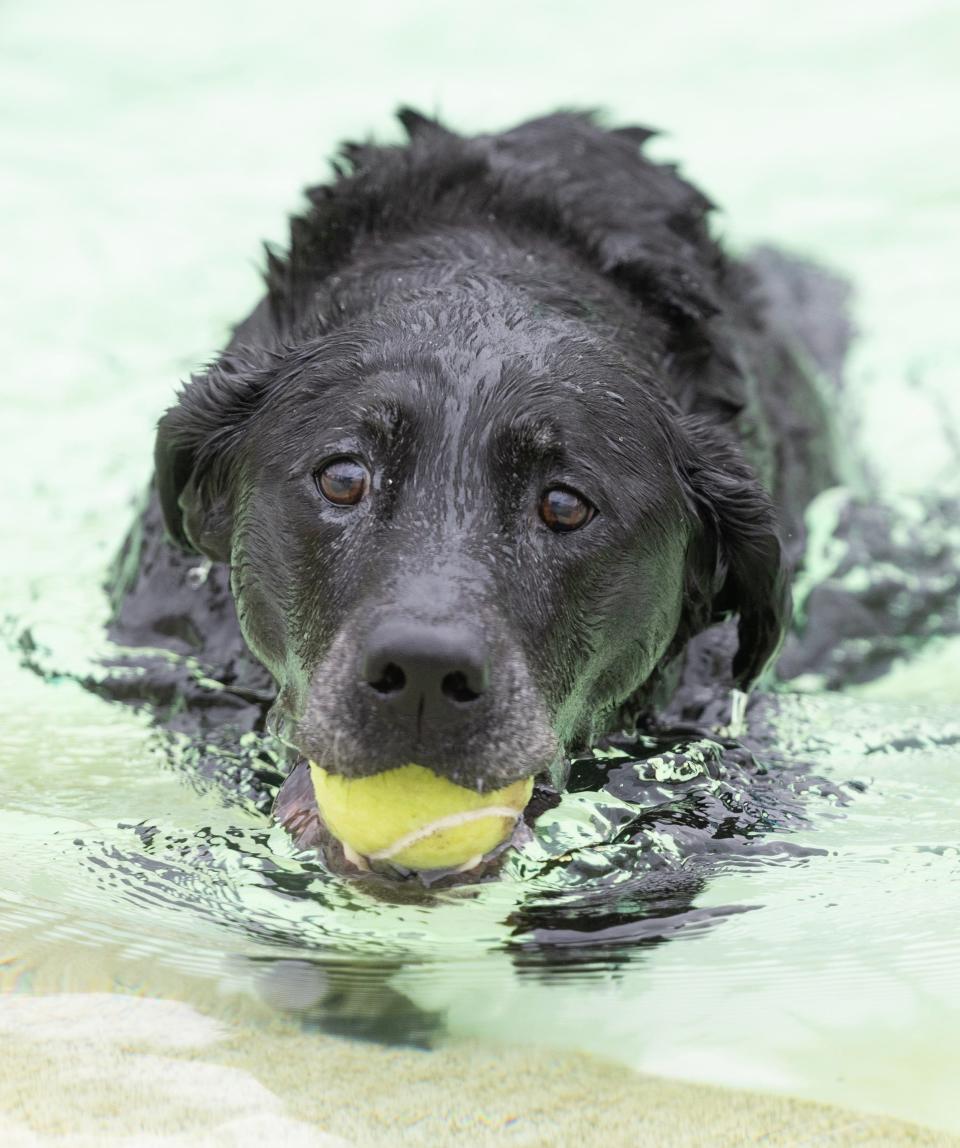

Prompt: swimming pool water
xmin=2 ymin=0 xmax=958 ymax=1142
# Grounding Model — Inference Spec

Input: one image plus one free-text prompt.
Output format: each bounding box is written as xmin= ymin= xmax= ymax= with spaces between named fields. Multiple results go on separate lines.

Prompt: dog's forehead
xmin=260 ymin=310 xmax=678 ymax=505
xmin=348 ymin=330 xmax=664 ymax=457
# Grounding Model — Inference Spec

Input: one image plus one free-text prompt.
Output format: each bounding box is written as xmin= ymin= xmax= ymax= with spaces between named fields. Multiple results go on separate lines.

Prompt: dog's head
xmin=154 ymin=111 xmax=790 ymax=792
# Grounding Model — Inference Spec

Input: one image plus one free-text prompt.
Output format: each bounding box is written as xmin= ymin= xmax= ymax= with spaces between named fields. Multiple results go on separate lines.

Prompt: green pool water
xmin=2 ymin=1 xmax=959 ymax=1144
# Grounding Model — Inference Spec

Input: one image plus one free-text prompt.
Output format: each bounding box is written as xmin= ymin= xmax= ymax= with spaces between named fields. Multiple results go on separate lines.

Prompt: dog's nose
xmin=361 ymin=621 xmax=490 ymax=724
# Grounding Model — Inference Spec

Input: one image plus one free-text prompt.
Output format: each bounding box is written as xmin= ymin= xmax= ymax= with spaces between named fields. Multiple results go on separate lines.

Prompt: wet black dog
xmin=111 ymin=109 xmax=840 ymax=799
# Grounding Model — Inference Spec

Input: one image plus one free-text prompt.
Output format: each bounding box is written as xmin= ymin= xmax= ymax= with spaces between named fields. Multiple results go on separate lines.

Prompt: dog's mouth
xmin=273 ymin=758 xmax=538 ymax=882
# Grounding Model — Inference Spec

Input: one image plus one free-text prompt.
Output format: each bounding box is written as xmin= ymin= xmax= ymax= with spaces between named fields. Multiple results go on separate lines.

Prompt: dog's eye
xmin=315 ymin=457 xmax=370 ymax=507
xmin=539 ymin=486 xmax=595 ymax=532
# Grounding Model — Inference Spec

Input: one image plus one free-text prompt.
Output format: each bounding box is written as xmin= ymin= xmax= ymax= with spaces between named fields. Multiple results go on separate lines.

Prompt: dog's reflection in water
xmin=250 ymin=957 xmax=445 ymax=1048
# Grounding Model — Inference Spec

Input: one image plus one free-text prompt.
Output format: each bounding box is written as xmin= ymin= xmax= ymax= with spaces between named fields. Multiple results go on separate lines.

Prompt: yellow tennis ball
xmin=309 ymin=762 xmax=533 ymax=872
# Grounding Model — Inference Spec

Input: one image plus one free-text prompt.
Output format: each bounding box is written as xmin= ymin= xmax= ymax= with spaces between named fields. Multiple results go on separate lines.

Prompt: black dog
xmin=111 ymin=109 xmax=840 ymax=824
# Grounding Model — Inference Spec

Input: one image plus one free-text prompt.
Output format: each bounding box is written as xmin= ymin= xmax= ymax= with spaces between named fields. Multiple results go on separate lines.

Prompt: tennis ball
xmin=309 ymin=762 xmax=533 ymax=872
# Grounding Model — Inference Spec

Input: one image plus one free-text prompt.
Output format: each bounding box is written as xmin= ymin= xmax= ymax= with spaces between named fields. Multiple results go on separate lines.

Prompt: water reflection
xmin=250 ymin=957 xmax=445 ymax=1047
xmin=57 ymin=717 xmax=847 ymax=1045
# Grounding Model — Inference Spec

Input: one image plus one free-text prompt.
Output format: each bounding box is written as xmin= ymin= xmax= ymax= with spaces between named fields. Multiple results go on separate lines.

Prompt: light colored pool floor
xmin=2 ymin=993 xmax=958 ymax=1148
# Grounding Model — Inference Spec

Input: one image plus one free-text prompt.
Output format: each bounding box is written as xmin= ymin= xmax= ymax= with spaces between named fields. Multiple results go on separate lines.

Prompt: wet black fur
xmin=117 ymin=109 xmax=840 ymax=790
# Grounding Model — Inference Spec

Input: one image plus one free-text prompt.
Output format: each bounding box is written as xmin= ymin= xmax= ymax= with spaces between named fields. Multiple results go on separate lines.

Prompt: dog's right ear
xmin=154 ymin=357 xmax=271 ymax=563
xmin=154 ymin=418 xmax=202 ymax=554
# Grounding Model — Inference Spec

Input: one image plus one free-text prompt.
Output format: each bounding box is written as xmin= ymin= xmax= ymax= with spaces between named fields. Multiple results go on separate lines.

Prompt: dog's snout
xmin=361 ymin=621 xmax=490 ymax=723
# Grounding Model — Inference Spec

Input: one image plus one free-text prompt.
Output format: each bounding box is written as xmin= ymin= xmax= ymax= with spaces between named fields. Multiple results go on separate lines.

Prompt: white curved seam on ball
xmin=366 ymin=807 xmax=522 ymax=861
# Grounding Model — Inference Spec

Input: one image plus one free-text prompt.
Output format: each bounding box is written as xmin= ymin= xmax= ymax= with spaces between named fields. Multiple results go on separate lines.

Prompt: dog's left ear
xmin=677 ymin=417 xmax=792 ymax=690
